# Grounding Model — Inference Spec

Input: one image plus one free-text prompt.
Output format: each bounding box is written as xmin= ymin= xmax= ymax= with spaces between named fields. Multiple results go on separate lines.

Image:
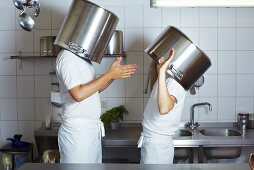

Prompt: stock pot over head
xmin=145 ymin=26 xmax=211 ymax=91
xmin=54 ymin=0 xmax=119 ymax=63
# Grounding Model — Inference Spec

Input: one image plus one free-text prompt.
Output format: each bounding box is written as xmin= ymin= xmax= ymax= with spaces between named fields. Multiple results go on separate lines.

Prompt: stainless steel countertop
xmin=34 ymin=122 xmax=254 ymax=147
xmin=19 ymin=163 xmax=250 ymax=170
xmin=103 ymin=127 xmax=254 ymax=147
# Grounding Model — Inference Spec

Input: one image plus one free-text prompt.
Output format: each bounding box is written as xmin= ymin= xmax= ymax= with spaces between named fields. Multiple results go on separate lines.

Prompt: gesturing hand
xmin=107 ymin=57 xmax=137 ymax=80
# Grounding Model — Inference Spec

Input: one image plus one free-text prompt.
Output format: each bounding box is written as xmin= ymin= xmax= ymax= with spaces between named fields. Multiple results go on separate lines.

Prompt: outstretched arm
xmin=69 ymin=57 xmax=137 ymax=102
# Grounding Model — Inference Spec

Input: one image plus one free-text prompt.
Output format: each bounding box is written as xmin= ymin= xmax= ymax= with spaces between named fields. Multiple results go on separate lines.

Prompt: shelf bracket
xmin=18 ymin=51 xmax=23 ymax=69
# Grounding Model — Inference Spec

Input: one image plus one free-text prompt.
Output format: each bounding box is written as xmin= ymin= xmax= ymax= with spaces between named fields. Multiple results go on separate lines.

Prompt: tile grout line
xmin=235 ymin=8 xmax=237 ymax=122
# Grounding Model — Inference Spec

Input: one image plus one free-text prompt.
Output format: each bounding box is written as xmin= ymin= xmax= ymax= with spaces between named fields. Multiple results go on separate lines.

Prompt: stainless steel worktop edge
xmin=34 ymin=122 xmax=254 ymax=147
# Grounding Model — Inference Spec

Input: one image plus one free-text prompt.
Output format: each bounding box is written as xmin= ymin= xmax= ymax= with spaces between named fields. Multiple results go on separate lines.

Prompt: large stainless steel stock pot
xmin=54 ymin=0 xmax=119 ymax=63
xmin=145 ymin=26 xmax=211 ymax=90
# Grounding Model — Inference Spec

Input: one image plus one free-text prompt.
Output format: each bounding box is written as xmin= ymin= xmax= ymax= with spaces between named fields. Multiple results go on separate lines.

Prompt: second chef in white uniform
xmin=138 ymin=49 xmax=186 ymax=164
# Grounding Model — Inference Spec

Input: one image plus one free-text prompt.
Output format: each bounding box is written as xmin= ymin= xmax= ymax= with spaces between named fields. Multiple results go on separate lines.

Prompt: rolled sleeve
xmin=166 ymin=78 xmax=185 ymax=103
xmin=57 ymin=58 xmax=82 ymax=90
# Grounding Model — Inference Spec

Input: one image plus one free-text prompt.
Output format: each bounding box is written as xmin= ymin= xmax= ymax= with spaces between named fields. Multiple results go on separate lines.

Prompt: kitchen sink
xmin=173 ymin=129 xmax=193 ymax=162
xmin=198 ymin=128 xmax=242 ymax=159
xmin=199 ymin=128 xmax=242 ymax=137
xmin=174 ymin=129 xmax=193 ymax=137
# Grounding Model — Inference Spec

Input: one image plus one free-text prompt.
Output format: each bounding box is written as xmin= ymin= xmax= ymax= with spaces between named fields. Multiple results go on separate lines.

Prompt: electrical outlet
xmin=100 ymin=99 xmax=107 ymax=108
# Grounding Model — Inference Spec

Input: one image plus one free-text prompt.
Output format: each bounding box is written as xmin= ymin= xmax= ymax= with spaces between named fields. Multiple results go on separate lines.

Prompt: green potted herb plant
xmin=100 ymin=105 xmax=129 ymax=130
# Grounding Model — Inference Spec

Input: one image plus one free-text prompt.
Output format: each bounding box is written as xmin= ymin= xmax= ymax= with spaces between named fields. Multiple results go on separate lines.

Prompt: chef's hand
xmin=157 ymin=48 xmax=175 ymax=75
xmin=107 ymin=57 xmax=137 ymax=79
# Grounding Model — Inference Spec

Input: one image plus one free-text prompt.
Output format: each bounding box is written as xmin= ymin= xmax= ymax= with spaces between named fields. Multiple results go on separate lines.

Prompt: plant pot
xmin=111 ymin=123 xmax=120 ymax=130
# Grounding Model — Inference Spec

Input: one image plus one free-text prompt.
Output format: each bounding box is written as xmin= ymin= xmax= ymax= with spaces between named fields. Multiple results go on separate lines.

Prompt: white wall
xmin=0 ymin=0 xmax=254 ymax=148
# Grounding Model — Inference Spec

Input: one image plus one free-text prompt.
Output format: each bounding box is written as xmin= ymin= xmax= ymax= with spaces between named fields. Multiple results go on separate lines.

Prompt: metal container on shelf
xmin=54 ymin=0 xmax=119 ymax=63
xmin=248 ymin=113 xmax=254 ymax=129
xmin=40 ymin=36 xmax=61 ymax=56
xmin=104 ymin=30 xmax=125 ymax=57
xmin=145 ymin=26 xmax=211 ymax=91
xmin=238 ymin=113 xmax=249 ymax=130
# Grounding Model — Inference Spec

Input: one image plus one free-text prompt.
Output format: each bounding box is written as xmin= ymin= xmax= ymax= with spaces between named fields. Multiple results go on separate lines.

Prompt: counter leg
xmin=12 ymin=154 xmax=14 ymax=170
xmin=198 ymin=145 xmax=204 ymax=163
xmin=189 ymin=148 xmax=194 ymax=163
xmin=31 ymin=147 xmax=33 ymax=162
xmin=191 ymin=147 xmax=199 ymax=163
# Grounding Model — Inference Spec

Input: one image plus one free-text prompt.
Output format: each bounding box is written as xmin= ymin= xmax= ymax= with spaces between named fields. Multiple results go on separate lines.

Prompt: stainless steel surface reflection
xmin=19 ymin=162 xmax=251 ymax=170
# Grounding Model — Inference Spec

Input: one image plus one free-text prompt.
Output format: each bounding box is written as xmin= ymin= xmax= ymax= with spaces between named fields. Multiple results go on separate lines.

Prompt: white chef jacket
xmin=56 ymin=49 xmax=101 ymax=120
xmin=139 ymin=77 xmax=186 ymax=164
xmin=56 ymin=49 xmax=104 ymax=163
xmin=143 ymin=77 xmax=186 ymax=136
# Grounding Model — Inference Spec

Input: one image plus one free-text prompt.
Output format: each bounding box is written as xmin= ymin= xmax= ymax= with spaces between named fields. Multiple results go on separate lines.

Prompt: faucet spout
xmin=209 ymin=105 xmax=212 ymax=111
xmin=187 ymin=102 xmax=212 ymax=130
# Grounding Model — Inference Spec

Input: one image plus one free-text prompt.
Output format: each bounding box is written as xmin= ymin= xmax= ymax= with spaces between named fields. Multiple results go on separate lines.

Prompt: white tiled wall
xmin=0 ymin=0 xmax=254 ymax=150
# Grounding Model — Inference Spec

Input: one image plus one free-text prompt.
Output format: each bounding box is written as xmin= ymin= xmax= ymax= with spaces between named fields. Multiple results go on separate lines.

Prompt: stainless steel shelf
xmin=11 ymin=56 xmax=57 ymax=59
xmin=11 ymin=50 xmax=127 ymax=59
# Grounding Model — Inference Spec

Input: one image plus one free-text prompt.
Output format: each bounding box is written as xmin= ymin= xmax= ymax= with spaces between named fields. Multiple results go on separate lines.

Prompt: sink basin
xmin=199 ymin=128 xmax=242 ymax=159
xmin=199 ymin=128 xmax=242 ymax=137
xmin=174 ymin=129 xmax=192 ymax=137
xmin=173 ymin=129 xmax=193 ymax=162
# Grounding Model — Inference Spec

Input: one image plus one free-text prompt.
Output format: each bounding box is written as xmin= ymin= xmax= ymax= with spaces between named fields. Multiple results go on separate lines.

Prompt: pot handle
xmin=169 ymin=65 xmax=183 ymax=80
xmin=69 ymin=42 xmax=87 ymax=56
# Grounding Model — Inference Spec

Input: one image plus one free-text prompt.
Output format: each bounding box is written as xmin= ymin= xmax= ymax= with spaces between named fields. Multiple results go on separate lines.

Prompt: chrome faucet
xmin=186 ymin=102 xmax=212 ymax=130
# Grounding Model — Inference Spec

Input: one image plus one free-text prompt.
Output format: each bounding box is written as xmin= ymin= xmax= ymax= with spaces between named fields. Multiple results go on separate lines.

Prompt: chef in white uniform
xmin=56 ymin=49 xmax=136 ymax=163
xmin=138 ymin=49 xmax=186 ymax=164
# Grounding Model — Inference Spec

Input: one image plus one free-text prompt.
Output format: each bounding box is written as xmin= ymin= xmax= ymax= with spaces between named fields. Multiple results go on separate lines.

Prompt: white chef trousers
xmin=58 ymin=117 xmax=105 ymax=163
xmin=138 ymin=128 xmax=174 ymax=164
